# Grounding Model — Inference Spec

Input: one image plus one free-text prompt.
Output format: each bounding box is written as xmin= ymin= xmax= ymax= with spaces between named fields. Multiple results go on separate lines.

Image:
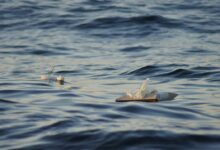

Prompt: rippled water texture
xmin=1 ymin=0 xmax=220 ymax=149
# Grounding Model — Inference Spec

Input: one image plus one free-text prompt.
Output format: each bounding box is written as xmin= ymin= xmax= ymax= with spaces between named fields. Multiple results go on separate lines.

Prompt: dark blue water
xmin=1 ymin=0 xmax=220 ymax=149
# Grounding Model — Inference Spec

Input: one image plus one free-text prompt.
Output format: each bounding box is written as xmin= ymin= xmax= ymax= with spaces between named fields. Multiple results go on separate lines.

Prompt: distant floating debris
xmin=40 ymin=66 xmax=65 ymax=85
xmin=56 ymin=75 xmax=64 ymax=85
xmin=116 ymin=79 xmax=177 ymax=102
xmin=40 ymin=74 xmax=65 ymax=85
xmin=40 ymin=75 xmax=49 ymax=80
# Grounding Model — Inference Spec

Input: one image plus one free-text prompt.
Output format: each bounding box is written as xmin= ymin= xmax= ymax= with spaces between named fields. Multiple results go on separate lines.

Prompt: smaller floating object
xmin=116 ymin=79 xmax=178 ymax=102
xmin=40 ymin=75 xmax=65 ymax=85
xmin=56 ymin=75 xmax=64 ymax=85
xmin=40 ymin=75 xmax=48 ymax=80
xmin=40 ymin=66 xmax=65 ymax=85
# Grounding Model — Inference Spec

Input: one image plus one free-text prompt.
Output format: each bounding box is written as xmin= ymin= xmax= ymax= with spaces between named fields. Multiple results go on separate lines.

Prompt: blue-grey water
xmin=1 ymin=0 xmax=220 ymax=149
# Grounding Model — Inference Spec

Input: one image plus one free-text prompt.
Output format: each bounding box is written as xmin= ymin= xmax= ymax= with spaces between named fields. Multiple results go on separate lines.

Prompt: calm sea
xmin=0 ymin=0 xmax=220 ymax=149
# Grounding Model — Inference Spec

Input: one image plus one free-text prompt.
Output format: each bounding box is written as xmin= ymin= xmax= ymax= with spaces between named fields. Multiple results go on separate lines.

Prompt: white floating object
xmin=40 ymin=75 xmax=48 ymax=80
xmin=157 ymin=92 xmax=178 ymax=101
xmin=56 ymin=75 xmax=64 ymax=81
xmin=116 ymin=79 xmax=177 ymax=102
xmin=56 ymin=75 xmax=64 ymax=85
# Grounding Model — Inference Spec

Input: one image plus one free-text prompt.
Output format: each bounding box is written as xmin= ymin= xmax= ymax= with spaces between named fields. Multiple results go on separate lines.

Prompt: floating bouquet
xmin=116 ymin=79 xmax=177 ymax=102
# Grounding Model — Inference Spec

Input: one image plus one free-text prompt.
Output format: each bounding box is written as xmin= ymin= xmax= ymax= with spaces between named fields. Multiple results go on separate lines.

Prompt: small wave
xmin=0 ymin=99 xmax=17 ymax=104
xmin=158 ymin=68 xmax=220 ymax=79
xmin=101 ymin=112 xmax=128 ymax=120
xmin=55 ymin=70 xmax=81 ymax=74
xmin=0 ymin=5 xmax=36 ymax=19
xmin=68 ymin=5 xmax=130 ymax=13
xmin=179 ymin=48 xmax=218 ymax=57
xmin=159 ymin=68 xmax=194 ymax=78
xmin=95 ymin=131 xmax=220 ymax=150
xmin=152 ymin=3 xmax=220 ymax=34
xmin=31 ymin=18 xmax=80 ymax=30
xmin=67 ymin=7 xmax=104 ymax=13
xmin=126 ymin=64 xmax=220 ymax=79
xmin=31 ymin=49 xmax=68 ymax=56
xmin=0 ymin=89 xmax=66 ymax=96
xmin=115 ymin=103 xmax=204 ymax=120
xmin=74 ymin=103 xmax=111 ymax=110
xmin=124 ymin=65 xmax=164 ymax=76
xmin=0 ymin=49 xmax=68 ymax=56
xmin=18 ymin=129 xmax=220 ymax=150
xmin=57 ymin=93 xmax=80 ymax=98
xmin=1 ymin=5 xmax=80 ymax=31
xmin=75 ymin=15 xmax=181 ymax=29
xmin=119 ymin=46 xmax=151 ymax=53
xmin=192 ymin=66 xmax=220 ymax=71
xmin=116 ymin=104 xmax=151 ymax=114
xmin=186 ymin=48 xmax=210 ymax=53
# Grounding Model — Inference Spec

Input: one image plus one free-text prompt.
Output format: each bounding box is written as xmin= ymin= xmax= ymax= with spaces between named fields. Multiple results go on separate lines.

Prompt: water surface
xmin=0 ymin=0 xmax=220 ymax=149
